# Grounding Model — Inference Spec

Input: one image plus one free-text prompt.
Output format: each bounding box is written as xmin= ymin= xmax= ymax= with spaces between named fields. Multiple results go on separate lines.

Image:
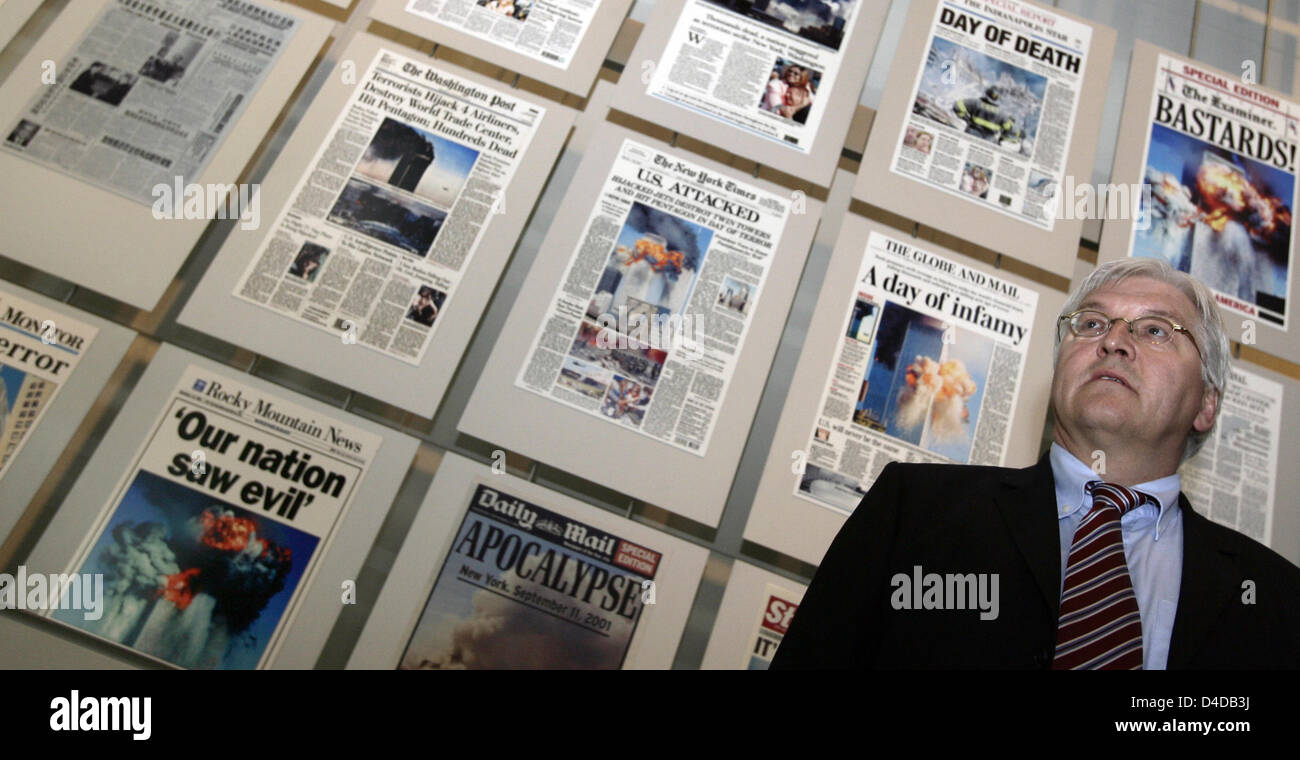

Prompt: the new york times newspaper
xmin=404 ymin=0 xmax=598 ymax=70
xmin=51 ymin=364 xmax=381 ymax=669
xmin=796 ymin=231 xmax=1037 ymax=513
xmin=1 ymin=0 xmax=297 ymax=205
xmin=646 ymin=0 xmax=864 ymax=152
xmin=745 ymin=583 xmax=799 ymax=670
xmin=516 ymin=138 xmax=789 ymax=455
xmin=890 ymin=0 xmax=1091 ymax=230
xmin=1130 ymin=54 xmax=1296 ymax=332
xmin=233 ymin=48 xmax=543 ymax=364
xmin=0 ymin=288 xmax=98 ymax=481
xmin=398 ymin=482 xmax=661 ymax=668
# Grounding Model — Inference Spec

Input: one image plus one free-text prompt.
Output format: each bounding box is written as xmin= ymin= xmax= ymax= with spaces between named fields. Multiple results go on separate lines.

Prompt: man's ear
xmin=1192 ymin=384 xmax=1219 ymax=434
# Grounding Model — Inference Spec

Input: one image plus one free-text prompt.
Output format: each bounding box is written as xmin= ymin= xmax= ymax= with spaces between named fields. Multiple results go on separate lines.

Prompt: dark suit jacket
xmin=771 ymin=456 xmax=1300 ymax=669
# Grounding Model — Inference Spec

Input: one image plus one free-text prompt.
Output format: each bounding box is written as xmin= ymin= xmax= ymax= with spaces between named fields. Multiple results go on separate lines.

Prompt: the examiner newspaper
xmin=796 ymin=230 xmax=1038 ymax=514
xmin=2 ymin=0 xmax=297 ymax=205
xmin=404 ymin=0 xmax=598 ymax=70
xmin=516 ymin=138 xmax=791 ymax=456
xmin=233 ymin=48 xmax=544 ymax=365
xmin=889 ymin=0 xmax=1092 ymax=230
xmin=50 ymin=364 xmax=381 ymax=669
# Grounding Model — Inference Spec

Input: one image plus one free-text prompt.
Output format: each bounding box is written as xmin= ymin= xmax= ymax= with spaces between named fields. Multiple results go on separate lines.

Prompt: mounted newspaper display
xmin=459 ymin=124 xmax=821 ymax=527
xmin=699 ymin=560 xmax=805 ymax=670
xmin=0 ymin=0 xmax=331 ymax=310
xmin=0 ymin=0 xmax=43 ymax=53
xmin=744 ymin=213 xmax=1064 ymax=566
xmin=180 ymin=33 xmax=575 ymax=417
xmin=348 ymin=452 xmax=709 ymax=668
xmin=1098 ymin=41 xmax=1300 ymax=365
xmin=24 ymin=344 xmax=418 ymax=669
xmin=368 ymin=0 xmax=633 ymax=97
xmin=855 ymin=0 xmax=1114 ymax=278
xmin=611 ymin=0 xmax=890 ymax=187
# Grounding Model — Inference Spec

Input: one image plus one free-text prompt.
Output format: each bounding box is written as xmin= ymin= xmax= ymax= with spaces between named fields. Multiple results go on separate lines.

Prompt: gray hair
xmin=1055 ymin=257 xmax=1231 ymax=461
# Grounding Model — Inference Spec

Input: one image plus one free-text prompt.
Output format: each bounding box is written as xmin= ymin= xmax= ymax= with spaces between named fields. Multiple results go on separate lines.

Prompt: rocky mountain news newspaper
xmin=746 ymin=583 xmax=799 ymax=669
xmin=0 ymin=289 xmax=98 ymax=481
xmin=232 ymin=49 xmax=543 ymax=365
xmin=890 ymin=0 xmax=1091 ymax=230
xmin=404 ymin=0 xmax=598 ymax=70
xmin=645 ymin=0 xmax=865 ymax=152
xmin=515 ymin=138 xmax=790 ymax=455
xmin=398 ymin=482 xmax=661 ymax=668
xmin=796 ymin=231 xmax=1037 ymax=514
xmin=1 ymin=0 xmax=297 ymax=206
xmin=51 ymin=365 xmax=381 ymax=669
xmin=1180 ymin=366 xmax=1282 ymax=545
xmin=1129 ymin=54 xmax=1295 ymax=333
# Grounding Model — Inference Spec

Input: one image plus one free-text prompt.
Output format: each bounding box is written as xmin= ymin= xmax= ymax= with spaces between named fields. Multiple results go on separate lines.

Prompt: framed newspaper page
xmin=369 ymin=0 xmax=633 ymax=98
xmin=1097 ymin=42 xmax=1300 ymax=366
xmin=0 ymin=282 xmax=135 ymax=547
xmin=22 ymin=343 xmax=419 ymax=669
xmin=611 ymin=0 xmax=889 ymax=188
xmin=743 ymin=213 xmax=1065 ymax=566
xmin=0 ymin=0 xmax=43 ymax=54
xmin=179 ymin=33 xmax=576 ymax=418
xmin=699 ymin=560 xmax=805 ymax=670
xmin=458 ymin=123 xmax=822 ymax=528
xmin=854 ymin=0 xmax=1115 ymax=279
xmin=349 ymin=452 xmax=709 ymax=668
xmin=0 ymin=0 xmax=331 ymax=311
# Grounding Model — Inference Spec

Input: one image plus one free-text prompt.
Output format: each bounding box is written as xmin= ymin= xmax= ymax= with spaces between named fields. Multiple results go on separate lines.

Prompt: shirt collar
xmin=1049 ymin=442 xmax=1181 ymax=539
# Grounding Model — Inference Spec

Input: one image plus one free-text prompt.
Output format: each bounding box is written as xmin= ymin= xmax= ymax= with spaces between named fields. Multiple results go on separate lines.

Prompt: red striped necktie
xmin=1052 ymin=480 xmax=1152 ymax=670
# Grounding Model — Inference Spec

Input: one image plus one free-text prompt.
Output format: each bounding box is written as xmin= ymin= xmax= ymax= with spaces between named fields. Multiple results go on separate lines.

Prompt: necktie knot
xmin=1086 ymin=480 xmax=1154 ymax=517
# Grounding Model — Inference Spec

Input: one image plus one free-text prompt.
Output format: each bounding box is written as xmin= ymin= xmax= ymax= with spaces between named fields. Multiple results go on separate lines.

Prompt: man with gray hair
xmin=772 ymin=258 xmax=1300 ymax=669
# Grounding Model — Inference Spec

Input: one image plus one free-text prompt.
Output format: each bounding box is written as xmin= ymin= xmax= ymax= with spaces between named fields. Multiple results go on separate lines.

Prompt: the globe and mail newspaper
xmin=51 ymin=365 xmax=381 ymax=669
xmin=796 ymin=231 xmax=1038 ymax=514
xmin=404 ymin=0 xmax=599 ymax=70
xmin=2 ymin=0 xmax=297 ymax=205
xmin=516 ymin=138 xmax=790 ymax=456
xmin=233 ymin=48 xmax=544 ymax=364
xmin=890 ymin=0 xmax=1092 ymax=230
xmin=398 ymin=482 xmax=661 ymax=669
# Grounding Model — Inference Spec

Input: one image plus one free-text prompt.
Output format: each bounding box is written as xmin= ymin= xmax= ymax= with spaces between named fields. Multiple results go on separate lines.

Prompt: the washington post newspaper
xmin=1179 ymin=366 xmax=1282 ymax=545
xmin=233 ymin=48 xmax=543 ymax=365
xmin=398 ymin=482 xmax=660 ymax=668
xmin=404 ymin=0 xmax=598 ymax=70
xmin=516 ymin=138 xmax=790 ymax=455
xmin=645 ymin=0 xmax=865 ymax=152
xmin=890 ymin=0 xmax=1091 ymax=230
xmin=1129 ymin=54 xmax=1296 ymax=333
xmin=745 ymin=583 xmax=799 ymax=670
xmin=796 ymin=231 xmax=1037 ymax=514
xmin=1 ymin=0 xmax=297 ymax=206
xmin=0 ymin=288 xmax=99 ymax=482
xmin=50 ymin=364 xmax=381 ymax=669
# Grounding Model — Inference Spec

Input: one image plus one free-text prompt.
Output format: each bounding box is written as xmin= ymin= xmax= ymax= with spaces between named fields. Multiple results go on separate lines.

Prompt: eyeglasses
xmin=1058 ymin=309 xmax=1201 ymax=357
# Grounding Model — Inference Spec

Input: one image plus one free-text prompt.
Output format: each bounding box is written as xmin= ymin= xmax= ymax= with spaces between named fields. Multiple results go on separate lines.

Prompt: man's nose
xmin=1099 ymin=318 xmax=1137 ymax=357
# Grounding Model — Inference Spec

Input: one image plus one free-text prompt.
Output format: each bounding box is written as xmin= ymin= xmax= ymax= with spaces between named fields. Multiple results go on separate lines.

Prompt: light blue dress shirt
xmin=1049 ymin=443 xmax=1183 ymax=670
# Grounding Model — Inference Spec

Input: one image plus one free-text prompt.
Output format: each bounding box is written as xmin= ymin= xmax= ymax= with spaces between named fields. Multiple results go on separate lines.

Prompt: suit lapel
xmin=994 ymin=454 xmax=1061 ymax=620
xmin=1167 ymin=494 xmax=1239 ymax=668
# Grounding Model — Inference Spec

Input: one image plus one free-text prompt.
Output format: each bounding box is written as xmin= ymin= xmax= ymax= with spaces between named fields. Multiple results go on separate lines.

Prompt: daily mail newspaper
xmin=51 ymin=364 xmax=381 ymax=669
xmin=516 ymin=138 xmax=790 ymax=455
xmin=398 ymin=482 xmax=661 ymax=668
xmin=1130 ymin=54 xmax=1296 ymax=333
xmin=796 ymin=231 xmax=1037 ymax=514
xmin=1180 ymin=366 xmax=1282 ymax=545
xmin=2 ymin=0 xmax=297 ymax=206
xmin=745 ymin=583 xmax=800 ymax=670
xmin=233 ymin=49 xmax=543 ymax=365
xmin=0 ymin=288 xmax=98 ymax=482
xmin=645 ymin=0 xmax=865 ymax=153
xmin=890 ymin=0 xmax=1091 ymax=230
xmin=404 ymin=0 xmax=598 ymax=70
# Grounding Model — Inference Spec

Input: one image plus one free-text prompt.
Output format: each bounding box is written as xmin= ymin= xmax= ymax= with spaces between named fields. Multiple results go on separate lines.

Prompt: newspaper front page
xmin=645 ymin=0 xmax=865 ymax=153
xmin=404 ymin=0 xmax=598 ymax=70
xmin=51 ymin=364 xmax=382 ymax=669
xmin=233 ymin=48 xmax=543 ymax=365
xmin=398 ymin=482 xmax=661 ymax=668
xmin=1130 ymin=53 xmax=1296 ymax=333
xmin=2 ymin=0 xmax=297 ymax=206
xmin=516 ymin=138 xmax=790 ymax=455
xmin=745 ymin=583 xmax=799 ymax=670
xmin=1179 ymin=366 xmax=1282 ymax=545
xmin=0 ymin=289 xmax=99 ymax=482
xmin=796 ymin=230 xmax=1038 ymax=514
xmin=890 ymin=0 xmax=1092 ymax=230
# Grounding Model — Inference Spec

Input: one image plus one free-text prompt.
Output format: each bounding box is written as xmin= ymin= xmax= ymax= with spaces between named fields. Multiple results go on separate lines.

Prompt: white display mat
xmin=699 ymin=560 xmax=805 ymax=670
xmin=0 ymin=0 xmax=42 ymax=54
